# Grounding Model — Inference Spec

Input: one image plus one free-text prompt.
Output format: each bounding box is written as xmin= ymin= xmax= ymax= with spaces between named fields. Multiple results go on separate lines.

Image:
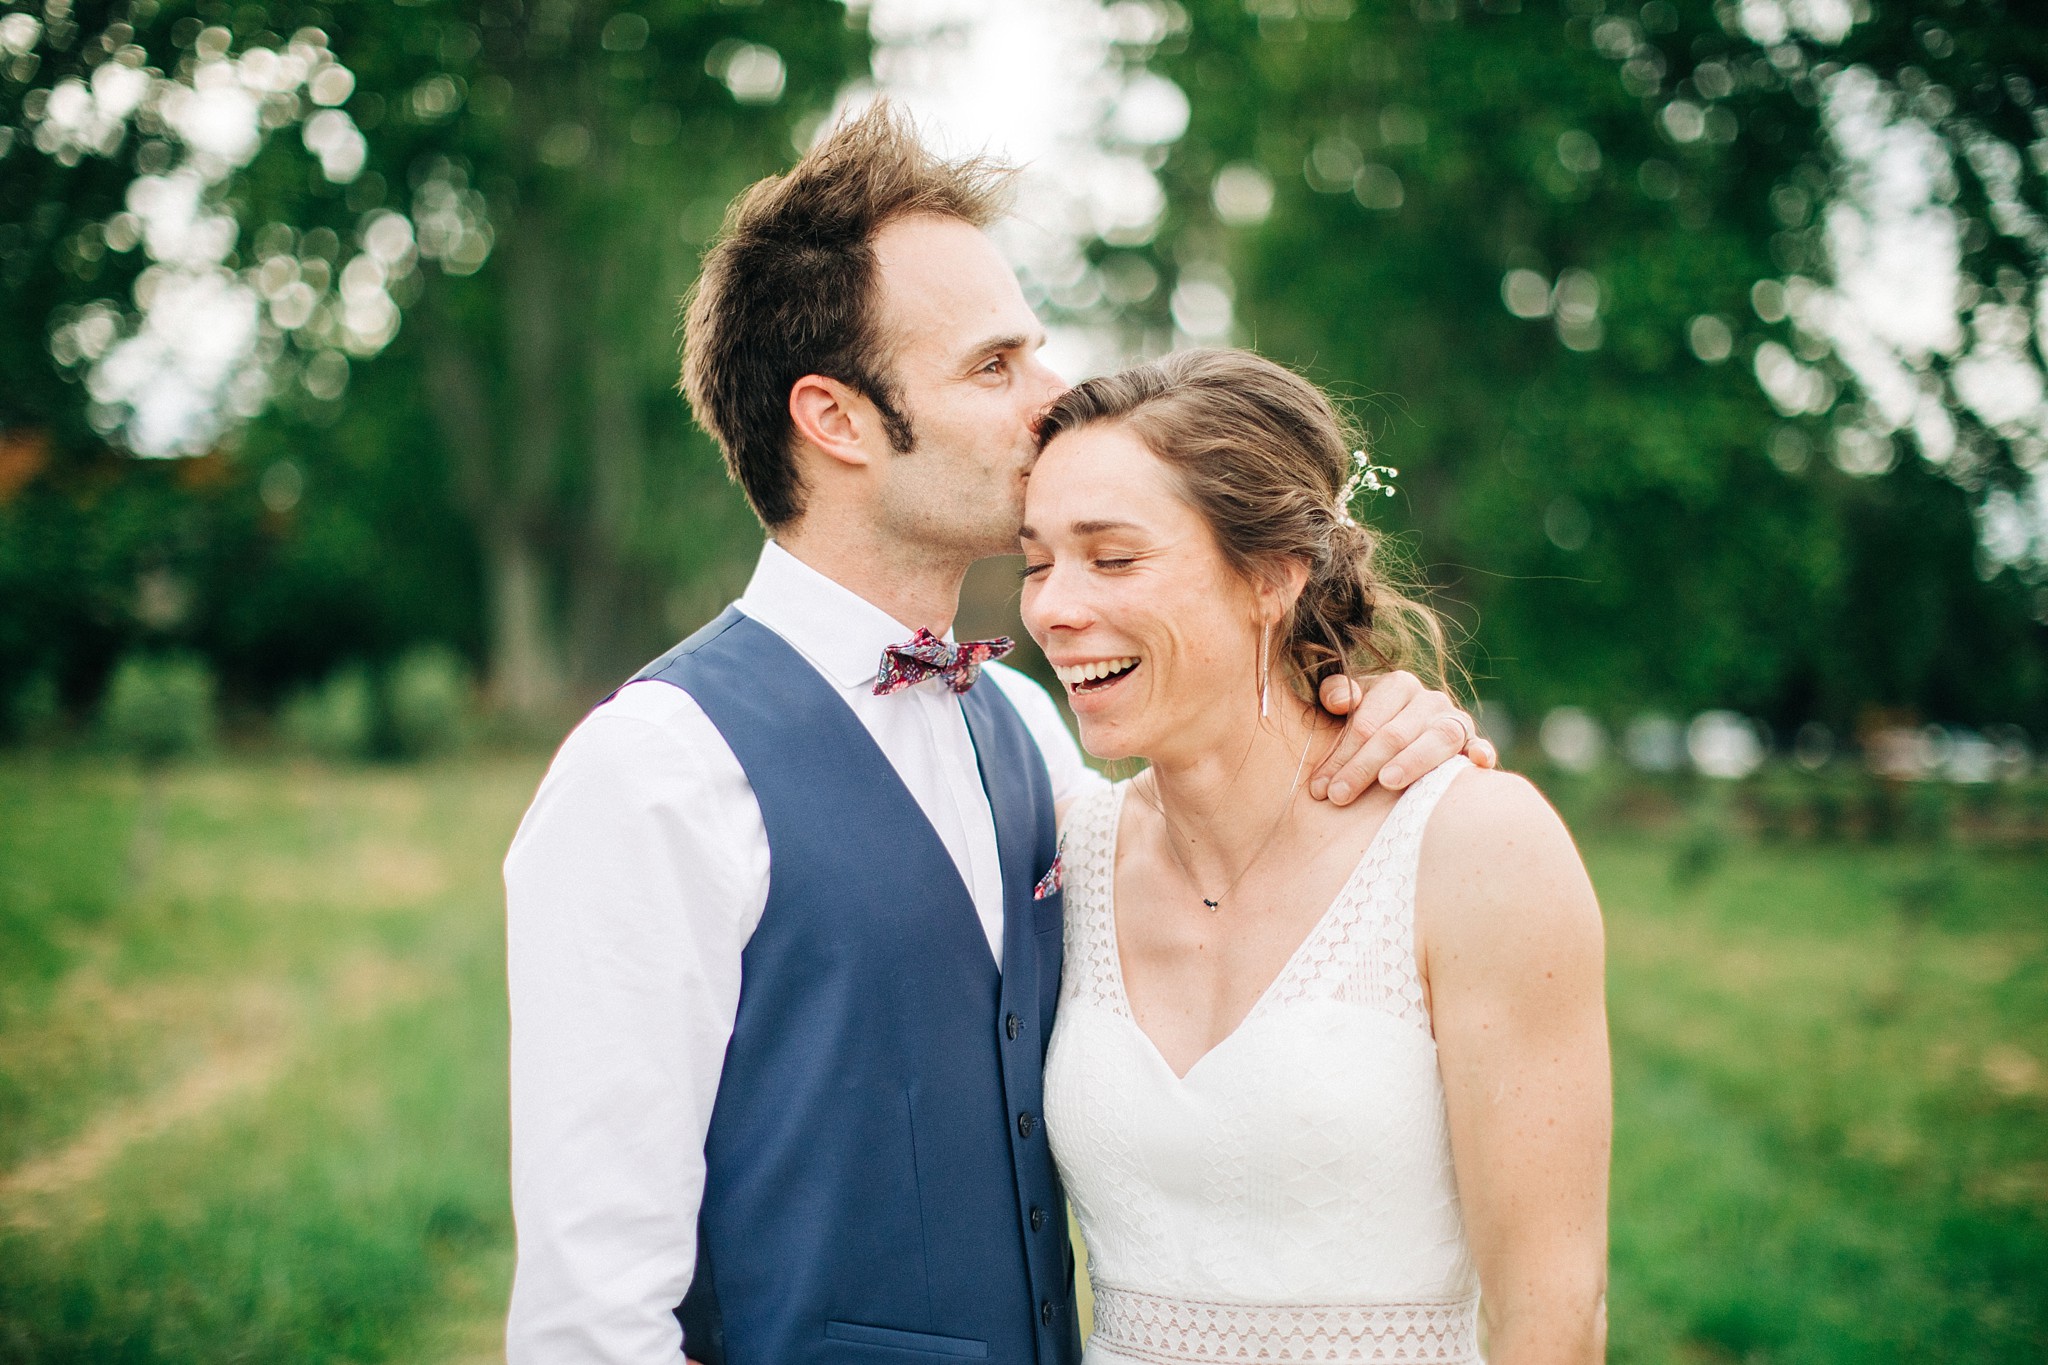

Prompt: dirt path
xmin=0 ymin=1032 xmax=291 ymax=1218
xmin=0 ymin=952 xmax=430 ymax=1226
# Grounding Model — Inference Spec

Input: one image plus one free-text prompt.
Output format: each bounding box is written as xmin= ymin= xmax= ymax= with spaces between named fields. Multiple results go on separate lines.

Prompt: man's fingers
xmin=1318 ymin=674 xmax=1365 ymax=715
xmin=1467 ymin=735 xmax=1500 ymax=769
xmin=1310 ymin=671 xmax=1419 ymax=800
xmin=1379 ymin=710 xmax=1480 ymax=791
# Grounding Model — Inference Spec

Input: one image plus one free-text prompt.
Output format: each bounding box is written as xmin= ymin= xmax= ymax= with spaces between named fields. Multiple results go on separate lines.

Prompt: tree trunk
xmin=567 ymin=248 xmax=654 ymax=686
xmin=421 ymin=290 xmax=568 ymax=719
xmin=480 ymin=519 xmax=564 ymax=717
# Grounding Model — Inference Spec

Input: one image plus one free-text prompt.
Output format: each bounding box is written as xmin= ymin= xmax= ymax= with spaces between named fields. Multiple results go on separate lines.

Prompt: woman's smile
xmin=1051 ymin=656 xmax=1143 ymax=695
xmin=1020 ymin=423 xmax=1265 ymax=763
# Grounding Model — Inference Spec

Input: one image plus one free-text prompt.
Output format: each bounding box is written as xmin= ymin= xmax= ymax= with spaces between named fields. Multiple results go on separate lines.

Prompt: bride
xmin=1020 ymin=350 xmax=1610 ymax=1364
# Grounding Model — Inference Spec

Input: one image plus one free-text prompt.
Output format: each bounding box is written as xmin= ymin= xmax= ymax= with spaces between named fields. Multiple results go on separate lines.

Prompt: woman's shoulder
xmin=1427 ymin=764 xmax=1564 ymax=846
xmin=1415 ymin=766 xmax=1601 ymax=960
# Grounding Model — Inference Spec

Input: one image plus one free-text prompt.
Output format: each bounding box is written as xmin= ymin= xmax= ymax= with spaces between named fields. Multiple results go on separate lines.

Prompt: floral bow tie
xmin=874 ymin=628 xmax=1014 ymax=696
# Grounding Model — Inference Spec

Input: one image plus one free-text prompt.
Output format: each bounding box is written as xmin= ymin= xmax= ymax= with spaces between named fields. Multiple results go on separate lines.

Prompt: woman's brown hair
xmin=1034 ymin=348 xmax=1460 ymax=704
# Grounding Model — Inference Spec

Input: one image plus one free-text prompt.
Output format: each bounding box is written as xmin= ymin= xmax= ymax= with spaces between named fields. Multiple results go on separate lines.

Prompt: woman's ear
xmin=1255 ymin=558 xmax=1312 ymax=624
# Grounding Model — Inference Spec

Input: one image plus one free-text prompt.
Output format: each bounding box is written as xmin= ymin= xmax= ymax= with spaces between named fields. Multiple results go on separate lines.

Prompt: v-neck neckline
xmin=1100 ymin=779 xmax=1410 ymax=1084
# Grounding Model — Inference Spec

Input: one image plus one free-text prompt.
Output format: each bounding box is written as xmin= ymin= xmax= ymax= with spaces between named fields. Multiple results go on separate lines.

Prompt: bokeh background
xmin=3 ymin=0 xmax=2046 ymax=1360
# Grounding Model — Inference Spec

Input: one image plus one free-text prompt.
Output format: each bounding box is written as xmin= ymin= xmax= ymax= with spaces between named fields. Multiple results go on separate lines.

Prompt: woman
xmin=1020 ymin=350 xmax=1610 ymax=1364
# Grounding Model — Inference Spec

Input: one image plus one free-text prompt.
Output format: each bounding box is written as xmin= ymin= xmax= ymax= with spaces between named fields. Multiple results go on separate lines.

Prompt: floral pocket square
xmin=1032 ymin=854 xmax=1063 ymax=901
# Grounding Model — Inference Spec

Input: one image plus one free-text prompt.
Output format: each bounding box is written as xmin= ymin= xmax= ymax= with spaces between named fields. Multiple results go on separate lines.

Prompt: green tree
xmin=1 ymin=0 xmax=864 ymax=723
xmin=329 ymin=0 xmax=862 ymax=712
xmin=1141 ymin=0 xmax=2047 ymax=734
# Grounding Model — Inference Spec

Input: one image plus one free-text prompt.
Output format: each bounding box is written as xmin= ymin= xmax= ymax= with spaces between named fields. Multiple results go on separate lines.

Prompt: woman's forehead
xmin=1026 ymin=428 xmax=1195 ymax=533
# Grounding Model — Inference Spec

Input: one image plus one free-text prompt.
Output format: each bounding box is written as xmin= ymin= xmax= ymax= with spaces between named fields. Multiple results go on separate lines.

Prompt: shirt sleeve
xmin=504 ymin=683 xmax=769 ymax=1365
xmin=984 ymin=661 xmax=1108 ymax=810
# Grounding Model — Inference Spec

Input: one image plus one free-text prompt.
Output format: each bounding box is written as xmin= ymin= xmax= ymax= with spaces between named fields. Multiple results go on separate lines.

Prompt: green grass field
xmin=0 ymin=755 xmax=2042 ymax=1362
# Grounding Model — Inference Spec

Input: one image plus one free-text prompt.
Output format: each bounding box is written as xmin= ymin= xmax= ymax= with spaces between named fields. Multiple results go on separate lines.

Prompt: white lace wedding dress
xmin=1043 ymin=758 xmax=1480 ymax=1364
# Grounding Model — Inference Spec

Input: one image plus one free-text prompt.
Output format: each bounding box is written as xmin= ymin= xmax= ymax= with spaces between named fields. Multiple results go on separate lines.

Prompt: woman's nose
xmin=1021 ymin=562 xmax=1091 ymax=638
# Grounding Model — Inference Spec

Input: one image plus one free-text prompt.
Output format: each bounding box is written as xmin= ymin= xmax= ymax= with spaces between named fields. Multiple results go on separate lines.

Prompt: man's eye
xmin=980 ymin=357 xmax=1007 ymax=375
xmin=1019 ymin=561 xmax=1051 ymax=579
xmin=1093 ymin=558 xmax=1135 ymax=571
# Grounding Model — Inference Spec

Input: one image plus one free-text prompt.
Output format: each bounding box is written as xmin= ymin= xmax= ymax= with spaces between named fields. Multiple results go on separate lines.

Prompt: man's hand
xmin=1312 ymin=671 xmax=1497 ymax=804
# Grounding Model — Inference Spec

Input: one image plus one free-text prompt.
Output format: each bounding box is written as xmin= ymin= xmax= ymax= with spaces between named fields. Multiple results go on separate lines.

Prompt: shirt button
xmin=1040 ymin=1300 xmax=1056 ymax=1326
xmin=1017 ymin=1112 xmax=1036 ymax=1139
xmin=1005 ymin=1013 xmax=1021 ymax=1040
xmin=1030 ymin=1206 xmax=1047 ymax=1231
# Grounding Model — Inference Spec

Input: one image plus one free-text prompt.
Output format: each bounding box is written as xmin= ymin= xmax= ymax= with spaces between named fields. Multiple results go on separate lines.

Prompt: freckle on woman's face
xmin=1020 ymin=424 xmax=1263 ymax=762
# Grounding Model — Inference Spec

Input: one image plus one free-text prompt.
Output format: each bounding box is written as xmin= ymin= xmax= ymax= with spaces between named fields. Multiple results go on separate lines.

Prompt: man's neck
xmin=774 ymin=522 xmax=969 ymax=637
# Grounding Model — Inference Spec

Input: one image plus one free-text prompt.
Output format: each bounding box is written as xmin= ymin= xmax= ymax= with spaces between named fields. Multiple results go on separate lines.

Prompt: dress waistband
xmin=1089 ymin=1282 xmax=1481 ymax=1364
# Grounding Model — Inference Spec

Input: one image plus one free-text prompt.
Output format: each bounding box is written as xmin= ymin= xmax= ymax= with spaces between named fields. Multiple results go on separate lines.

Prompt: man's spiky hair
xmin=681 ymin=102 xmax=1015 ymax=528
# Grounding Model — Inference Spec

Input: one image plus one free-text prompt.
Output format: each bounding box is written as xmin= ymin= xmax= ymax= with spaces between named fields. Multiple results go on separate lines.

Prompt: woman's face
xmin=1020 ymin=422 xmax=1266 ymax=763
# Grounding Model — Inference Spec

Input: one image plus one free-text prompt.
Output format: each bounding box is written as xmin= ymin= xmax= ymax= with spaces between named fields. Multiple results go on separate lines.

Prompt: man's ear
xmin=790 ymin=374 xmax=875 ymax=469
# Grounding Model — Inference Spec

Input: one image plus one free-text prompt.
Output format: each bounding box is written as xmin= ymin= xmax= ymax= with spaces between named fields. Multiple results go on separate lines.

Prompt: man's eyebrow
xmin=956 ymin=331 xmax=1043 ymax=368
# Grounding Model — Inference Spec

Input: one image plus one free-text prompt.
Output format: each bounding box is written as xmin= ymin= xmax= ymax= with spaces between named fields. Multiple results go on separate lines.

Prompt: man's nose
xmin=1029 ymin=355 xmax=1069 ymax=407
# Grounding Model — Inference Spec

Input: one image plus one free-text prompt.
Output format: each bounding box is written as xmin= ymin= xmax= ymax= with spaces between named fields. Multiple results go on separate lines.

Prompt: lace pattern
xmin=1090 ymin=1284 xmax=1481 ymax=1364
xmin=1062 ymin=760 xmax=1468 ymax=1035
xmin=1059 ymin=780 xmax=1129 ymax=1012
xmin=1046 ymin=759 xmax=1480 ymax=1325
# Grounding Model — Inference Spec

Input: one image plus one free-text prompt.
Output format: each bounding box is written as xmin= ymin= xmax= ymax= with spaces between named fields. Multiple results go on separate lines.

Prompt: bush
xmin=7 ymin=673 xmax=62 ymax=746
xmin=100 ymin=654 xmax=216 ymax=764
xmin=280 ymin=667 xmax=377 ymax=761
xmin=384 ymin=646 xmax=473 ymax=760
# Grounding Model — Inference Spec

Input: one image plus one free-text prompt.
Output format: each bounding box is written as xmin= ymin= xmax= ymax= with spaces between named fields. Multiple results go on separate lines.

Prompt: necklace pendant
xmin=1202 ymin=898 xmax=1219 ymax=911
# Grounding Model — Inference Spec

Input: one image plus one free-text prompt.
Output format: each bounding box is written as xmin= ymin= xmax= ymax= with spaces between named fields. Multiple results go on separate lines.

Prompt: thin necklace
xmin=1138 ymin=729 xmax=1316 ymax=914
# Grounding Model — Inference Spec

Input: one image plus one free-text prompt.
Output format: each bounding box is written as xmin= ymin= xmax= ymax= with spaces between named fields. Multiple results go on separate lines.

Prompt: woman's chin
xmin=1073 ymin=717 xmax=1143 ymax=766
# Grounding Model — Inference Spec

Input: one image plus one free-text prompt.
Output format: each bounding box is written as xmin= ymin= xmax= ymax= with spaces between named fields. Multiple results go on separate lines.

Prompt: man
xmin=504 ymin=104 xmax=1492 ymax=1365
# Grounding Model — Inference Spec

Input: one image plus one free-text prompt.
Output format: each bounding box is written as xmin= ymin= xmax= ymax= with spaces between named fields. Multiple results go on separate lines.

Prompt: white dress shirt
xmin=504 ymin=541 xmax=1100 ymax=1365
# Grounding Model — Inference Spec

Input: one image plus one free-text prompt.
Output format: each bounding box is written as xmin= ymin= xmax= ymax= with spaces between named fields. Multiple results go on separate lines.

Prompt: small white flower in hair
xmin=1338 ymin=450 xmax=1399 ymax=519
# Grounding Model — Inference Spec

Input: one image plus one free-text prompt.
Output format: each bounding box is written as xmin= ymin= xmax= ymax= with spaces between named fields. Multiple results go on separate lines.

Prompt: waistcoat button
xmin=1005 ymin=1012 xmax=1021 ymax=1040
xmin=1017 ymin=1111 xmax=1036 ymax=1139
xmin=1041 ymin=1299 xmax=1056 ymax=1326
xmin=1030 ymin=1206 xmax=1047 ymax=1231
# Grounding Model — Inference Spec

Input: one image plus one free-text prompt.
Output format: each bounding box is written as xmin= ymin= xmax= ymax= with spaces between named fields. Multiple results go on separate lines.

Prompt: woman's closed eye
xmin=1020 ymin=554 xmax=1137 ymax=579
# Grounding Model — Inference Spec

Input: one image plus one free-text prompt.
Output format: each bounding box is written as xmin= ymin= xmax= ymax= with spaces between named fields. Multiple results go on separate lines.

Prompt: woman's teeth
xmin=1054 ymin=657 xmax=1140 ymax=688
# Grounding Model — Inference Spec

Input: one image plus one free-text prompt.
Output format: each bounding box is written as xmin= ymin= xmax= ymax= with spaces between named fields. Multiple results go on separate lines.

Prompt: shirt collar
xmin=735 ymin=540 xmax=950 ymax=691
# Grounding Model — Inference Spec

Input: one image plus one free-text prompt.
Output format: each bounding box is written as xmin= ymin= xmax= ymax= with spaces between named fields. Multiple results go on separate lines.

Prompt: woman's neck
xmin=1141 ymin=688 xmax=1339 ymax=879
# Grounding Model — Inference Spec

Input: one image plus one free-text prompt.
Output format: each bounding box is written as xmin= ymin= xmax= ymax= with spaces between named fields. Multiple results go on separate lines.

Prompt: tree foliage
xmin=1 ymin=0 xmax=863 ymax=726
xmin=1142 ymin=0 xmax=2047 ymax=734
xmin=4 ymin=0 xmax=2044 ymax=740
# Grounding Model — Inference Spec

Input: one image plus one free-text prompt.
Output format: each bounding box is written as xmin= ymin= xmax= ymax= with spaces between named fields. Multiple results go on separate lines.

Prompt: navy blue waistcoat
xmin=629 ymin=608 xmax=1081 ymax=1365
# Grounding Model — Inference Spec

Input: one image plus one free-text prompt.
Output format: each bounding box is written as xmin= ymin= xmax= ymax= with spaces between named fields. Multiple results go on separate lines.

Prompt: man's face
xmin=865 ymin=214 xmax=1067 ymax=561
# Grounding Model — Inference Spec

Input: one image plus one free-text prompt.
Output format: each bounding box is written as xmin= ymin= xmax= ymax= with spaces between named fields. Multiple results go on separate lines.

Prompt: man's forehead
xmin=872 ymin=214 xmax=1038 ymax=361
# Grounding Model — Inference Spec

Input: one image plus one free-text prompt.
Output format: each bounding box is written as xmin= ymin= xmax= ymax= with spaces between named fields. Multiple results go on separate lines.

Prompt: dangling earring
xmin=1258 ymin=622 xmax=1270 ymax=720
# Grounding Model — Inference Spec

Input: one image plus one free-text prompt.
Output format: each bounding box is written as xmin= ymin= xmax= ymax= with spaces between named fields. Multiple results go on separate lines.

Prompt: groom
xmin=504 ymin=104 xmax=1491 ymax=1365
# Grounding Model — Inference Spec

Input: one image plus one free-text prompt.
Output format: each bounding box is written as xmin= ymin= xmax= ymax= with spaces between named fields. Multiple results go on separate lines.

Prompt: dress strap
xmin=1265 ymin=755 xmax=1472 ymax=1032
xmin=1057 ymin=779 xmax=1128 ymax=1011
xmin=1393 ymin=753 xmax=1472 ymax=817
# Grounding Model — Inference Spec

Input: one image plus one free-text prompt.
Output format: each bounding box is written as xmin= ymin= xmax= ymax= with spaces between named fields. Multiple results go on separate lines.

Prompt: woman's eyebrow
xmin=1018 ymin=519 xmax=1141 ymax=541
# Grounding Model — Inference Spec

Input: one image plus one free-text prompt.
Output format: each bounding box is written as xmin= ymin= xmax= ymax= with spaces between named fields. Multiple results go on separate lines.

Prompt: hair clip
xmin=1338 ymin=450 xmax=1398 ymax=522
